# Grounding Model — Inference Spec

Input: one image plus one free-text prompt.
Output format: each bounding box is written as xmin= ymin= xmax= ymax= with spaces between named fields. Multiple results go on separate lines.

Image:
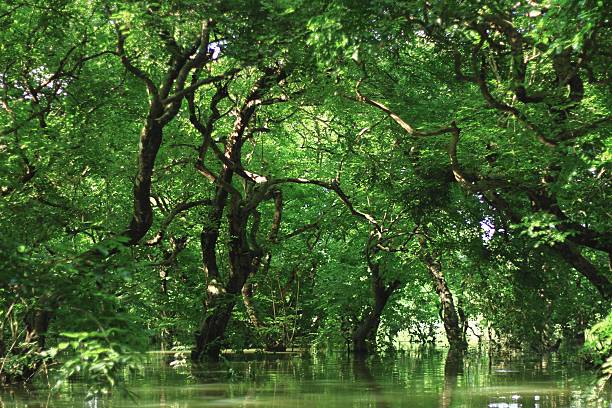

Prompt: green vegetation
xmin=1 ymin=0 xmax=610 ymax=398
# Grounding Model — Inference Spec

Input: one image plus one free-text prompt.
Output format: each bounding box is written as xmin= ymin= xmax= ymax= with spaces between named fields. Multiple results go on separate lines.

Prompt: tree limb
xmin=146 ymin=199 xmax=212 ymax=246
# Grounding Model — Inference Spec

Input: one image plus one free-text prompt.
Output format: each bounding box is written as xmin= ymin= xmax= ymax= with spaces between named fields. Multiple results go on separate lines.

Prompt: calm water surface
xmin=1 ymin=350 xmax=610 ymax=407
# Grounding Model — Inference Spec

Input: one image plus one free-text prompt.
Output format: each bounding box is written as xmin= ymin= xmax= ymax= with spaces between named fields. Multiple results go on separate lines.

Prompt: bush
xmin=583 ymin=311 xmax=612 ymax=388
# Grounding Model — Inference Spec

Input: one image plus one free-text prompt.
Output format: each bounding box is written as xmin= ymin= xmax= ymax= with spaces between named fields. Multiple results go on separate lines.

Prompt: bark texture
xmin=191 ymin=67 xmax=288 ymax=360
xmin=420 ymin=248 xmax=467 ymax=350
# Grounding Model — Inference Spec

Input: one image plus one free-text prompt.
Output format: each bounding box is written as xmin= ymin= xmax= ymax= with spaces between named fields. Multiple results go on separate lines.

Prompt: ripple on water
xmin=0 ymin=352 xmax=610 ymax=408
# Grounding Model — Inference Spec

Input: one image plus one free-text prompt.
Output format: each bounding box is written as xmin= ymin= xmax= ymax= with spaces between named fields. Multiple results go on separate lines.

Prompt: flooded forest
xmin=0 ymin=0 xmax=610 ymax=406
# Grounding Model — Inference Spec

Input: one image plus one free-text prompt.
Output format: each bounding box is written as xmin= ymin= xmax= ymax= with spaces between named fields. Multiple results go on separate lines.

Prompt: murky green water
xmin=1 ymin=350 xmax=610 ymax=407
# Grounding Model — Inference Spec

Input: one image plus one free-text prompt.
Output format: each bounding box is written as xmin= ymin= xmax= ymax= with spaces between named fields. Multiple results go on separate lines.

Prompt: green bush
xmin=584 ymin=311 xmax=612 ymax=387
xmin=42 ymin=330 xmax=141 ymax=400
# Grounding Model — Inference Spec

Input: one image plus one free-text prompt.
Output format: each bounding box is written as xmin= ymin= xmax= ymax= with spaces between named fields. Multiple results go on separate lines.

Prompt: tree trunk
xmin=190 ymin=67 xmax=287 ymax=361
xmin=192 ymin=203 xmax=259 ymax=360
xmin=192 ymin=248 xmax=254 ymax=359
xmin=422 ymin=253 xmax=467 ymax=350
xmin=352 ymin=316 xmax=380 ymax=354
xmin=241 ymin=283 xmax=261 ymax=329
xmin=124 ymin=114 xmax=163 ymax=245
xmin=193 ymin=227 xmax=254 ymax=360
xmin=23 ymin=308 xmax=52 ymax=350
xmin=192 ymin=294 xmax=236 ymax=360
xmin=351 ymin=263 xmax=399 ymax=354
xmin=5 ymin=306 xmax=55 ymax=382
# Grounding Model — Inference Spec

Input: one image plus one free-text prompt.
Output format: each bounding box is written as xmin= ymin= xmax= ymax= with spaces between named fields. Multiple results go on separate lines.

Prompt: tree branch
xmin=161 ymin=68 xmax=240 ymax=105
xmin=146 ymin=199 xmax=212 ymax=245
xmin=270 ymin=177 xmax=382 ymax=234
xmin=115 ymin=25 xmax=158 ymax=97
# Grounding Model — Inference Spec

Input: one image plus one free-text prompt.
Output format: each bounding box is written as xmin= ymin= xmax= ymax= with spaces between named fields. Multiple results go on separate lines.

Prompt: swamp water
xmin=1 ymin=350 xmax=610 ymax=407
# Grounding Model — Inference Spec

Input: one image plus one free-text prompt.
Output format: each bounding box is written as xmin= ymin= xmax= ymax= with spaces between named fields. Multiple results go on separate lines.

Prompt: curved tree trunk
xmin=351 ymin=263 xmax=400 ymax=354
xmin=190 ymin=67 xmax=288 ymax=361
xmin=2 ymin=24 xmax=227 ymax=382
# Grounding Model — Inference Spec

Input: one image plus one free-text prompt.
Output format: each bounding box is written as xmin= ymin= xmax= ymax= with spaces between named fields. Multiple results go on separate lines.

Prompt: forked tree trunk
xmin=190 ymin=68 xmax=288 ymax=361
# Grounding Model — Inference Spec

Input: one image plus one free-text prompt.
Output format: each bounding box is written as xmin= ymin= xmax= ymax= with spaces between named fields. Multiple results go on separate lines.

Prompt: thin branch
xmin=281 ymin=220 xmax=321 ymax=241
xmin=554 ymin=116 xmax=612 ymax=142
xmin=471 ymin=46 xmax=555 ymax=147
xmin=195 ymin=162 xmax=242 ymax=196
xmin=270 ymin=177 xmax=382 ymax=234
xmin=352 ymin=60 xmax=457 ymax=138
xmin=161 ymin=68 xmax=240 ymax=105
xmin=115 ymin=25 xmax=158 ymax=97
xmin=146 ymin=199 xmax=212 ymax=245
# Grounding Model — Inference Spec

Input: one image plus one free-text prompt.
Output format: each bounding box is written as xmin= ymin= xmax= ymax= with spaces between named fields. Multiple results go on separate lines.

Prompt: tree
xmin=1 ymin=0 xmax=609 ymax=390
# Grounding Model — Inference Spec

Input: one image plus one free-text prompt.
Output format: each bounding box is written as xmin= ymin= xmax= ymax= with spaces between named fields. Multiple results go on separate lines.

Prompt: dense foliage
xmin=1 ymin=0 xmax=610 ymax=395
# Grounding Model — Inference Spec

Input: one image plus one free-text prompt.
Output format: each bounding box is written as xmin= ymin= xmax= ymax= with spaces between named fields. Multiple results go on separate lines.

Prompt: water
xmin=1 ymin=349 xmax=610 ymax=407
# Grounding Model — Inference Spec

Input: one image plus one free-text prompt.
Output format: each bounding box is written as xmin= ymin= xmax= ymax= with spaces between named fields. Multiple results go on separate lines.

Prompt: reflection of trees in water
xmin=190 ymin=357 xmax=307 ymax=403
xmin=351 ymin=350 xmax=465 ymax=408
xmin=353 ymin=356 xmax=392 ymax=408
xmin=439 ymin=348 xmax=464 ymax=408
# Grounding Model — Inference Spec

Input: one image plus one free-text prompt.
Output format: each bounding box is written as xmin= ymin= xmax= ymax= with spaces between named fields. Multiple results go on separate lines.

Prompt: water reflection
xmin=440 ymin=348 xmax=463 ymax=408
xmin=353 ymin=356 xmax=391 ymax=408
xmin=350 ymin=349 xmax=466 ymax=408
xmin=486 ymin=394 xmax=548 ymax=408
xmin=0 ymin=350 xmax=610 ymax=407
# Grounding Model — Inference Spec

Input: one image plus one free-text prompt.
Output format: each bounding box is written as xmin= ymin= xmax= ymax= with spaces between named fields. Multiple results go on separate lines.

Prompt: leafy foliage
xmin=0 ymin=0 xmax=610 ymax=397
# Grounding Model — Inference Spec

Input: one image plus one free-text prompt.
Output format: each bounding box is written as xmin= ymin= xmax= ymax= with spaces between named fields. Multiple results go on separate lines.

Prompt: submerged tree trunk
xmin=350 ymin=299 xmax=384 ymax=353
xmin=351 ymin=262 xmax=400 ymax=354
xmin=421 ymin=251 xmax=467 ymax=350
xmin=192 ymin=204 xmax=265 ymax=359
xmin=192 ymin=202 xmax=256 ymax=359
xmin=240 ymin=191 xmax=311 ymax=352
xmin=193 ymin=293 xmax=236 ymax=359
xmin=193 ymin=205 xmax=255 ymax=358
